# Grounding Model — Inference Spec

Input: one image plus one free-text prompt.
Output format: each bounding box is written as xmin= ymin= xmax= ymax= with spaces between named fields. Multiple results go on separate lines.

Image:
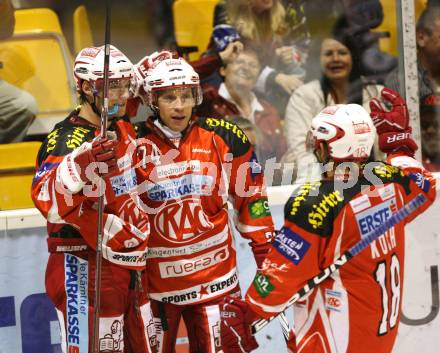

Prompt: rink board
xmin=0 ymin=178 xmax=439 ymax=353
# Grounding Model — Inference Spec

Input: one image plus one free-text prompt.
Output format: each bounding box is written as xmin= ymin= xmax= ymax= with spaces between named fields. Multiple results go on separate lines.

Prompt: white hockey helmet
xmin=73 ymin=45 xmax=133 ymax=93
xmin=143 ymin=57 xmax=203 ymax=109
xmin=308 ymin=104 xmax=377 ymax=161
xmin=131 ymin=50 xmax=175 ymax=103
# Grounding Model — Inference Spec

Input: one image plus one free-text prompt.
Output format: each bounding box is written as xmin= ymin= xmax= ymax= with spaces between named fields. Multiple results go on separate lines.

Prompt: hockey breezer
xmin=251 ymin=192 xmax=426 ymax=334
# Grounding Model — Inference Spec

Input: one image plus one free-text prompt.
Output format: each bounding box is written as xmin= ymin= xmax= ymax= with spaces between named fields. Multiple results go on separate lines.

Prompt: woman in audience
xmin=196 ymin=46 xmax=287 ymax=165
xmin=284 ymin=34 xmax=383 ymax=171
xmin=213 ymin=0 xmax=310 ymax=113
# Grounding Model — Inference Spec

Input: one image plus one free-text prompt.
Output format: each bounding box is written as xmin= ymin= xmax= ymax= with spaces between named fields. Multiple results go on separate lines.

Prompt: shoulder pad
xmin=37 ymin=118 xmax=96 ymax=165
xmin=366 ymin=161 xmax=411 ymax=195
xmin=198 ymin=117 xmax=250 ymax=157
xmin=285 ymin=181 xmax=358 ymax=237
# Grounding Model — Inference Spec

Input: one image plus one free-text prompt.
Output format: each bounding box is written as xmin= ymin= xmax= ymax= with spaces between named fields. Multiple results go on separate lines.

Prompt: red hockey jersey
xmin=246 ymin=154 xmax=436 ymax=353
xmin=134 ymin=116 xmax=275 ymax=304
xmin=31 ymin=112 xmax=150 ymax=269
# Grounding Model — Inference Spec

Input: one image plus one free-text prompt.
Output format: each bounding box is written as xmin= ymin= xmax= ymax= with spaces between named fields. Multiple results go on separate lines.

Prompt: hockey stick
xmin=251 ymin=193 xmax=427 ymax=335
xmin=92 ymin=1 xmax=112 ymax=352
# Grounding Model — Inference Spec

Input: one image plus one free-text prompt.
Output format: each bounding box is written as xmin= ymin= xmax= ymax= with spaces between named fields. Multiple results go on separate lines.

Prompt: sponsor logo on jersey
xmin=325 ymin=289 xmax=342 ymax=312
xmin=355 ymin=199 xmax=394 ymax=236
xmin=377 ymin=183 xmax=396 ymax=201
xmin=349 ymin=194 xmax=371 ymax=214
xmin=158 ymin=245 xmax=229 ymax=278
xmin=273 ymin=227 xmax=310 ymax=265
xmin=147 ymin=174 xmax=213 ymax=201
xmin=355 ymin=199 xmax=398 ymax=258
xmin=154 ymin=198 xmax=214 ymax=242
xmin=33 ymin=162 xmax=59 ymax=184
xmin=192 ymin=148 xmax=211 ymax=154
xmin=147 ymin=227 xmax=228 ymax=258
xmin=248 ymin=199 xmax=271 ymax=219
xmin=46 ymin=128 xmax=61 ymax=153
xmin=64 ymin=254 xmax=88 ymax=353
xmin=409 ymin=172 xmax=431 ymax=193
xmin=66 ymin=127 xmax=91 ymax=149
xmin=98 ymin=317 xmax=124 ymax=352
xmin=253 ymin=273 xmax=274 ymax=298
xmin=117 ymin=155 xmax=131 ymax=170
xmin=308 ymin=191 xmax=344 ymax=229
xmin=156 ymin=270 xmax=238 ymax=304
xmin=373 ymin=164 xmax=403 ymax=179
xmin=111 ymin=252 xmax=148 ymax=264
xmin=205 ymin=118 xmax=248 ymax=144
xmin=110 ymin=169 xmax=137 ymax=196
xmin=156 ymin=160 xmax=201 ymax=178
xmin=289 ymin=182 xmax=321 ymax=216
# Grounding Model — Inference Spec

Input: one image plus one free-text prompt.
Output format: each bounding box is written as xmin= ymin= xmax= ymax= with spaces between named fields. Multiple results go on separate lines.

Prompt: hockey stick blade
xmin=251 ymin=193 xmax=427 ymax=334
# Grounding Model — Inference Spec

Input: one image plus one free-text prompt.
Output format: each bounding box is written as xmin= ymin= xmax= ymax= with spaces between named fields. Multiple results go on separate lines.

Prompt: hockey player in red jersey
xmin=219 ymin=88 xmax=437 ymax=353
xmin=131 ymin=55 xmax=275 ymax=353
xmin=31 ymin=45 xmax=156 ymax=353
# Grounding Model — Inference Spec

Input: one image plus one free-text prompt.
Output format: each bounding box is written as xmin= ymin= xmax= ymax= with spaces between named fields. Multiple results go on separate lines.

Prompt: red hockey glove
xmin=74 ymin=137 xmax=118 ymax=182
xmin=220 ymin=297 xmax=260 ymax=353
xmin=250 ymin=242 xmax=272 ymax=269
xmin=369 ymin=88 xmax=418 ymax=156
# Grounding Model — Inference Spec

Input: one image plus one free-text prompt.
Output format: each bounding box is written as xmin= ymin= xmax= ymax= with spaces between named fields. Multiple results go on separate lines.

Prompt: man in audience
xmin=0 ymin=0 xmax=38 ymax=143
xmin=197 ymin=46 xmax=287 ymax=165
xmin=386 ymin=5 xmax=440 ymax=97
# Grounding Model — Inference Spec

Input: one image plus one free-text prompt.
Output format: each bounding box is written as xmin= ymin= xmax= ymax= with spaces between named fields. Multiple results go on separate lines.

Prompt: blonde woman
xmin=213 ymin=0 xmax=310 ymax=111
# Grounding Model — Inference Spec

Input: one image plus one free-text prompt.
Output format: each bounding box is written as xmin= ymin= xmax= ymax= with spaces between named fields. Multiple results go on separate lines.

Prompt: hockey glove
xmin=220 ymin=297 xmax=260 ymax=353
xmin=369 ymin=88 xmax=418 ymax=156
xmin=74 ymin=136 xmax=118 ymax=181
xmin=59 ymin=136 xmax=118 ymax=193
xmin=250 ymin=241 xmax=272 ymax=269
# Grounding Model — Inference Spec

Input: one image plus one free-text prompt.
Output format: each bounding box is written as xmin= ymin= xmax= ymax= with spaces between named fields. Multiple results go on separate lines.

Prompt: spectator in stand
xmin=213 ymin=0 xmax=310 ymax=113
xmin=197 ymin=46 xmax=287 ymax=165
xmin=386 ymin=6 xmax=440 ymax=97
xmin=420 ymin=94 xmax=440 ymax=171
xmin=0 ymin=0 xmax=38 ymax=143
xmin=284 ymin=34 xmax=383 ymax=175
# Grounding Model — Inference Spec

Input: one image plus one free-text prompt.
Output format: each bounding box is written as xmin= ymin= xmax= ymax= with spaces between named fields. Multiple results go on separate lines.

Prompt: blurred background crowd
xmin=1 ymin=0 xmax=440 ymax=199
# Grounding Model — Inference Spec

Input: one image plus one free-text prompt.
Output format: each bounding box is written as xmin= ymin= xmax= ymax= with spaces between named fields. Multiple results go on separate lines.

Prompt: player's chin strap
xmin=251 ymin=193 xmax=427 ymax=335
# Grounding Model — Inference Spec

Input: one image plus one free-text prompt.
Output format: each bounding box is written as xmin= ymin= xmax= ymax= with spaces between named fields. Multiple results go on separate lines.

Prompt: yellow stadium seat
xmin=173 ymin=0 xmax=219 ymax=61
xmin=0 ymin=142 xmax=41 ymax=210
xmin=0 ymin=8 xmax=76 ymax=136
xmin=373 ymin=0 xmax=427 ymax=56
xmin=73 ymin=5 xmax=94 ymax=55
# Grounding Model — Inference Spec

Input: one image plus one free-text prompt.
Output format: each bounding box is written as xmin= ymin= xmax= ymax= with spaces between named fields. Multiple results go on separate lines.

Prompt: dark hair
xmin=320 ymin=15 xmax=365 ymax=105
xmin=416 ymin=6 xmax=440 ymax=35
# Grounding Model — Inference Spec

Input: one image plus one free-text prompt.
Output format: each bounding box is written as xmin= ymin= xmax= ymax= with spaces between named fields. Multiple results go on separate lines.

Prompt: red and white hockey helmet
xmin=131 ymin=50 xmax=175 ymax=103
xmin=309 ymin=104 xmax=377 ymax=161
xmin=73 ymin=45 xmax=133 ymax=92
xmin=143 ymin=57 xmax=203 ymax=109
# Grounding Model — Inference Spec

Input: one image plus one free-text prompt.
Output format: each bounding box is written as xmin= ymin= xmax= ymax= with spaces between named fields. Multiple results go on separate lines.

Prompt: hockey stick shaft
xmin=92 ymin=1 xmax=112 ymax=352
xmin=251 ymin=193 xmax=427 ymax=334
